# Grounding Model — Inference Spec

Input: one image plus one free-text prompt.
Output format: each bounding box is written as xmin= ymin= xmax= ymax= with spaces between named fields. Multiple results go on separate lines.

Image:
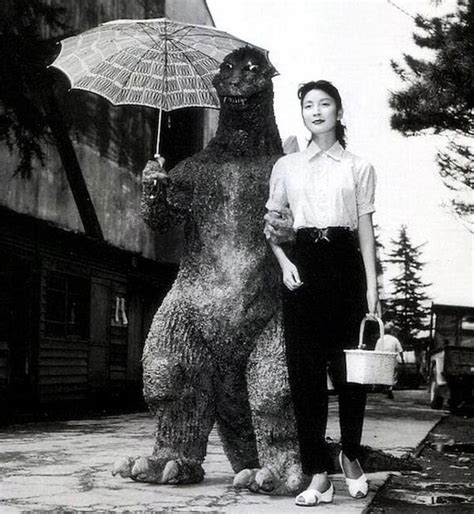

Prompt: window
xmin=460 ymin=314 xmax=474 ymax=348
xmin=44 ymin=273 xmax=90 ymax=338
xmin=461 ymin=315 xmax=474 ymax=332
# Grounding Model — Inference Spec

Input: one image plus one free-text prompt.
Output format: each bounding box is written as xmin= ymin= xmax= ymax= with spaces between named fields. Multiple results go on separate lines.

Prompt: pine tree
xmin=384 ymin=225 xmax=431 ymax=348
xmin=0 ymin=0 xmax=103 ymax=239
xmin=389 ymin=0 xmax=473 ymax=228
xmin=0 ymin=0 xmax=68 ymax=177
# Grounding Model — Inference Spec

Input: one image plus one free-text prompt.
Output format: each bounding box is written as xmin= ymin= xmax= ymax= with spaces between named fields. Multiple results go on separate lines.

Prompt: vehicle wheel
xmin=429 ymin=371 xmax=444 ymax=410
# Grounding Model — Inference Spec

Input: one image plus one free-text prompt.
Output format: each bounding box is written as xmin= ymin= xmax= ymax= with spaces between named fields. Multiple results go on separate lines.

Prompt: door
xmin=88 ymin=278 xmax=111 ymax=404
xmin=0 ymin=250 xmax=37 ymax=412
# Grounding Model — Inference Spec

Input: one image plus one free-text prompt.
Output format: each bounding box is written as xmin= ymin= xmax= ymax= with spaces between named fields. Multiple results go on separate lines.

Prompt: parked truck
xmin=428 ymin=303 xmax=474 ymax=413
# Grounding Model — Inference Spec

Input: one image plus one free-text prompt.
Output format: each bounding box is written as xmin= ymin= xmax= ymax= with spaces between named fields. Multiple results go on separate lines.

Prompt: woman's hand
xmin=267 ymin=240 xmax=302 ymax=291
xmin=282 ymin=260 xmax=303 ymax=291
xmin=366 ymin=287 xmax=382 ymax=319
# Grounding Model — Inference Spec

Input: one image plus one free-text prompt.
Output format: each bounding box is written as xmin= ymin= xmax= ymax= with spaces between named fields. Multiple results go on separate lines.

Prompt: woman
xmin=265 ymin=80 xmax=381 ymax=507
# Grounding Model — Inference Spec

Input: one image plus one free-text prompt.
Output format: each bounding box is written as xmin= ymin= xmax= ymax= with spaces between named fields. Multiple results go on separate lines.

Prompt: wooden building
xmin=0 ymin=0 xmax=217 ymax=422
xmin=0 ymin=206 xmax=177 ymax=419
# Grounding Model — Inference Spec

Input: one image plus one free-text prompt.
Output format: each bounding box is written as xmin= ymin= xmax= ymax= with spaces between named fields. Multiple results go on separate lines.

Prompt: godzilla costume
xmin=113 ymin=47 xmax=417 ymax=496
xmin=113 ymin=47 xmax=304 ymax=494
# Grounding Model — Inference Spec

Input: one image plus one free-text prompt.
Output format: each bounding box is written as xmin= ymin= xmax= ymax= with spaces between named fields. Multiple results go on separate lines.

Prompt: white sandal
xmin=339 ymin=451 xmax=368 ymax=499
xmin=295 ymin=482 xmax=334 ymax=506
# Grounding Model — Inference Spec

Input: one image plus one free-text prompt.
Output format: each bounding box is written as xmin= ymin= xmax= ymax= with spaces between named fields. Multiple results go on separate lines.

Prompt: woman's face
xmin=301 ymin=88 xmax=342 ymax=139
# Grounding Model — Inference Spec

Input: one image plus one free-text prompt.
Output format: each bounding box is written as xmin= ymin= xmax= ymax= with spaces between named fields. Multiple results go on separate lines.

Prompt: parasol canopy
xmin=50 ymin=17 xmax=270 ymax=156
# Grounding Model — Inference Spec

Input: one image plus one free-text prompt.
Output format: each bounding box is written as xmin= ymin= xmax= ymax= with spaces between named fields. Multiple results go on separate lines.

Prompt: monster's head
xmin=212 ymin=46 xmax=278 ymax=110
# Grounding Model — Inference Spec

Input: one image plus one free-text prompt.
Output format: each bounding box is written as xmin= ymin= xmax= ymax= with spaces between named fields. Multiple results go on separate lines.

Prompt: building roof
xmin=0 ymin=204 xmax=178 ymax=284
xmin=432 ymin=303 xmax=474 ymax=314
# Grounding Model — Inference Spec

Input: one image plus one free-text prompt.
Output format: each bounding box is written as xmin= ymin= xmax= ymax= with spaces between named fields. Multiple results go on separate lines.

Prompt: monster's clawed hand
xmin=263 ymin=208 xmax=295 ymax=245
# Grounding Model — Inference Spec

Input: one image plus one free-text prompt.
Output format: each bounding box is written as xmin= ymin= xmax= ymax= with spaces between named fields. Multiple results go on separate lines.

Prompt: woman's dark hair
xmin=297 ymin=80 xmax=347 ymax=148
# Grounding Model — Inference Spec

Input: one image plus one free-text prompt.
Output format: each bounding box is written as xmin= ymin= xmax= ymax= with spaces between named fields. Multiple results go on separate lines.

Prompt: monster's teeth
xmin=223 ymin=96 xmax=246 ymax=105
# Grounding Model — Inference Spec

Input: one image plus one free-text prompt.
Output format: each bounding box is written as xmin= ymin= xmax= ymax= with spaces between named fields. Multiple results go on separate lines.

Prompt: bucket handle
xmin=358 ymin=315 xmax=384 ymax=350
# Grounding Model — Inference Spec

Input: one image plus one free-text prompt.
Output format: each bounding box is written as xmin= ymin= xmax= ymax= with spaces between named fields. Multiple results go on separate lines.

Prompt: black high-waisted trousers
xmin=282 ymin=227 xmax=367 ymax=475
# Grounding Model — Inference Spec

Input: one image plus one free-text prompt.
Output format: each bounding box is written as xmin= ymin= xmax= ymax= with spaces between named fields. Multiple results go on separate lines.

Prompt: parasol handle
xmin=155 ymin=108 xmax=163 ymax=161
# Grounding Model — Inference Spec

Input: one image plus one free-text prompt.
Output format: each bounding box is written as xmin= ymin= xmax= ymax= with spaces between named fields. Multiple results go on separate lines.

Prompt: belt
xmin=296 ymin=226 xmax=355 ymax=244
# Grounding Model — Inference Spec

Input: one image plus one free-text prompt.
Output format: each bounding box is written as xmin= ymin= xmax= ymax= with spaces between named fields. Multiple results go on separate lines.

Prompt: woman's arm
xmin=358 ymin=213 xmax=381 ymax=318
xmin=268 ymin=241 xmax=303 ymax=291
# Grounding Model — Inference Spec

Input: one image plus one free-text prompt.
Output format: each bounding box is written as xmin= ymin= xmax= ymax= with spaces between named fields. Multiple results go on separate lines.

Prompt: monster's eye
xmin=222 ymin=62 xmax=233 ymax=71
xmin=244 ymin=63 xmax=259 ymax=72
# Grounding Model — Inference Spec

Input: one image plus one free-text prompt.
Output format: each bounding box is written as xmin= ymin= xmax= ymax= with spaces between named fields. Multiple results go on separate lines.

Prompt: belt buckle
xmin=314 ymin=228 xmax=330 ymax=243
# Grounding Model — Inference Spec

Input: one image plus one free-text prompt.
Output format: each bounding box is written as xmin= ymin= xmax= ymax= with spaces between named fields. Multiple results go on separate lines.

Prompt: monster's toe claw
xmin=256 ymin=467 xmax=277 ymax=492
xmin=286 ymin=471 xmax=305 ymax=494
xmin=117 ymin=456 xmax=204 ymax=484
xmin=162 ymin=460 xmax=180 ymax=484
xmin=130 ymin=456 xmax=150 ymax=481
xmin=233 ymin=468 xmax=258 ymax=489
xmin=111 ymin=456 xmax=134 ymax=478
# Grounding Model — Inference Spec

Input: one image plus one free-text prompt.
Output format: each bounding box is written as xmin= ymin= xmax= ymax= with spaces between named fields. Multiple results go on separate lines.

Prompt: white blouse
xmin=266 ymin=141 xmax=376 ymax=230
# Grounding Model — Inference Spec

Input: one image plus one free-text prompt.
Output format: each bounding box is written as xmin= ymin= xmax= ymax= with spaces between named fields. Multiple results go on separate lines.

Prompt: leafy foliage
xmin=0 ymin=0 xmax=70 ymax=177
xmin=384 ymin=225 xmax=431 ymax=346
xmin=389 ymin=0 xmax=473 ymax=226
xmin=437 ymin=139 xmax=473 ymax=219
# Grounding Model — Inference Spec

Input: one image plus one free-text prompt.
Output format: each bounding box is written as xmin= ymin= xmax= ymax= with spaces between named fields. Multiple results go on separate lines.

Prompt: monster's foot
xmin=112 ymin=456 xmax=205 ymax=484
xmin=233 ymin=464 xmax=307 ymax=496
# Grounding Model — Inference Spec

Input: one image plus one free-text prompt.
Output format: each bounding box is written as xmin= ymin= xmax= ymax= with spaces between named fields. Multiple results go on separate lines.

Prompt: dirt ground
xmin=367 ymin=405 xmax=474 ymax=513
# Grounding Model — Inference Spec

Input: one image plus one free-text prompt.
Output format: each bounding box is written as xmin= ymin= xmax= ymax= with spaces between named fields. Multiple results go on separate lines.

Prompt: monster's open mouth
xmin=222 ymin=96 xmax=249 ymax=106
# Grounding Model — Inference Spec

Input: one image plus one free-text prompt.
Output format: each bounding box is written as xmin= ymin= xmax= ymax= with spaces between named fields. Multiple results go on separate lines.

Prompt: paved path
xmin=0 ymin=390 xmax=444 ymax=513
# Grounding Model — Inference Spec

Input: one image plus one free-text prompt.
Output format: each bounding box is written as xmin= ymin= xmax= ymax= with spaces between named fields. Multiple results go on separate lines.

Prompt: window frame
xmin=44 ymin=271 xmax=90 ymax=340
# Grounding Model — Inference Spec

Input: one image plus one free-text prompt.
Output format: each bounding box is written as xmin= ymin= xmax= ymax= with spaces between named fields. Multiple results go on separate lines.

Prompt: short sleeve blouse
xmin=266 ymin=141 xmax=376 ymax=230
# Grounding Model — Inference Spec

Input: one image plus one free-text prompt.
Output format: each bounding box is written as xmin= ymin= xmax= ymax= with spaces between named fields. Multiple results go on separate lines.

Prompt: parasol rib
xmin=167 ymin=38 xmax=219 ymax=106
